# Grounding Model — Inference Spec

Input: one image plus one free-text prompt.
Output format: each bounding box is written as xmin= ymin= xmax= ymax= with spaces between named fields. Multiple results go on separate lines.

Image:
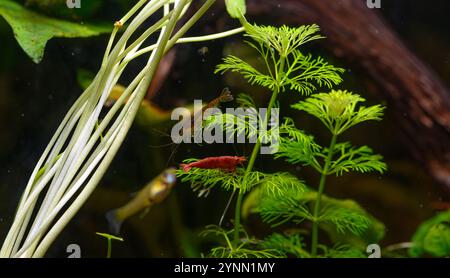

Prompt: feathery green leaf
xmin=177 ymin=163 xmax=305 ymax=195
xmin=257 ymin=185 xmax=313 ymax=226
xmin=292 ymin=90 xmax=385 ymax=135
xmin=245 ymin=24 xmax=324 ymax=57
xmin=321 ymin=244 xmax=367 ymax=258
xmin=216 ymin=23 xmax=344 ymax=94
xmin=236 ymin=93 xmax=257 ymax=108
xmin=261 ymin=233 xmax=311 ymax=258
xmin=327 ymin=142 xmax=387 ymax=175
xmin=215 ymin=55 xmax=277 ymax=90
xmin=275 ymin=118 xmax=322 ymax=171
xmin=200 ymin=225 xmax=282 ymax=258
xmin=318 ymin=207 xmax=371 ymax=236
xmin=283 ymin=51 xmax=344 ymax=95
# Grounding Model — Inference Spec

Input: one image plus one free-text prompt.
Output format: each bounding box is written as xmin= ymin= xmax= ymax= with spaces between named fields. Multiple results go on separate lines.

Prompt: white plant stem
xmin=0 ymin=0 xmax=245 ymax=258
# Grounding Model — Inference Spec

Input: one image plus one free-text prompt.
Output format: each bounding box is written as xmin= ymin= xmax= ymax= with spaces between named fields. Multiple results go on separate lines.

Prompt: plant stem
xmin=311 ymin=133 xmax=337 ymax=257
xmin=233 ymin=87 xmax=280 ymax=246
xmin=107 ymin=239 xmax=112 ymax=259
xmin=232 ymin=192 xmax=244 ymax=245
xmin=3 ymin=0 xmax=231 ymax=258
xmin=29 ymin=0 xmax=190 ymax=258
xmin=130 ymin=27 xmax=244 ymax=61
xmin=232 ymin=49 xmax=287 ymax=246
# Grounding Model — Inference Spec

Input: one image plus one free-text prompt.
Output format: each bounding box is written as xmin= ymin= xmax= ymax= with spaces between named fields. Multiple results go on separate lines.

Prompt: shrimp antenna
xmin=150 ymin=128 xmax=171 ymax=138
xmin=165 ymin=143 xmax=181 ymax=168
xmin=148 ymin=142 xmax=176 ymax=148
xmin=219 ymin=190 xmax=236 ymax=227
xmin=219 ymin=144 xmax=245 ymax=226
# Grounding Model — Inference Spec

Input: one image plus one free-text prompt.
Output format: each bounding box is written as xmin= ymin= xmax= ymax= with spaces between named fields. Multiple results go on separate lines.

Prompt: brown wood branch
xmin=246 ymin=0 xmax=450 ymax=194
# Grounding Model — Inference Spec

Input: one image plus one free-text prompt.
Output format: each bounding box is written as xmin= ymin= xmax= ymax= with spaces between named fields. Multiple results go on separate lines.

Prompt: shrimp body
xmin=177 ymin=88 xmax=233 ymax=138
xmin=201 ymin=87 xmax=233 ymax=112
xmin=181 ymin=156 xmax=246 ymax=172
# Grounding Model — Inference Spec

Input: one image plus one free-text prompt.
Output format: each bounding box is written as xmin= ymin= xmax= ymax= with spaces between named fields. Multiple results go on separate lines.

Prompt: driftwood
xmin=153 ymin=0 xmax=450 ymax=195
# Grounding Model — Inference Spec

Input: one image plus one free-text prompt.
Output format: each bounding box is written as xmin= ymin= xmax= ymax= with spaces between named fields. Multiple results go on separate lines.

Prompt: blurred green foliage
xmin=0 ymin=0 xmax=111 ymax=63
xmin=410 ymin=211 xmax=450 ymax=257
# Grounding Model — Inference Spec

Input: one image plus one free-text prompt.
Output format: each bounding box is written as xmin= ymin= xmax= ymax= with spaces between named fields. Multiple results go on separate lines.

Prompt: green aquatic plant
xmin=409 ymin=210 xmax=450 ymax=257
xmin=216 ymin=19 xmax=344 ymax=246
xmin=276 ymin=90 xmax=386 ymax=256
xmin=260 ymin=233 xmax=311 ymax=258
xmin=96 ymin=232 xmax=124 ymax=259
xmin=254 ymin=91 xmax=385 ymax=257
xmin=376 ymin=210 xmax=450 ymax=258
xmin=0 ymin=0 xmax=110 ymax=63
xmin=1 ymin=0 xmax=245 ymax=258
xmin=178 ymin=14 xmax=387 ymax=257
xmin=199 ymin=225 xmax=282 ymax=258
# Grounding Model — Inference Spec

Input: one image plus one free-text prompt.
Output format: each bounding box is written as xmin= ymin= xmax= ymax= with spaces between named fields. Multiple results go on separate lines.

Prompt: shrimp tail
xmin=180 ymin=164 xmax=192 ymax=172
xmin=219 ymin=88 xmax=233 ymax=103
xmin=106 ymin=209 xmax=123 ymax=235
